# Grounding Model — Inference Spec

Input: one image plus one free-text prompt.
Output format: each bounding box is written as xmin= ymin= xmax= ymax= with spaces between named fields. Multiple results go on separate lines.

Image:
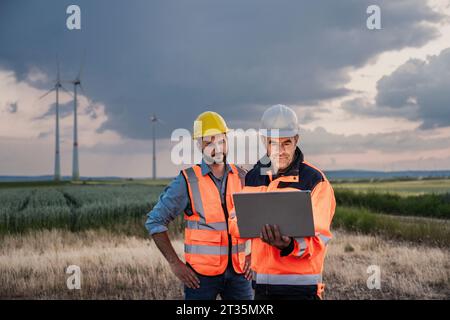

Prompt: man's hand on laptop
xmin=260 ymin=224 xmax=292 ymax=250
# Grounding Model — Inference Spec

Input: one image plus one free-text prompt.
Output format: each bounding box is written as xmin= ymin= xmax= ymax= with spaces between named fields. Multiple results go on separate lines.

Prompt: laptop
xmin=232 ymin=191 xmax=315 ymax=238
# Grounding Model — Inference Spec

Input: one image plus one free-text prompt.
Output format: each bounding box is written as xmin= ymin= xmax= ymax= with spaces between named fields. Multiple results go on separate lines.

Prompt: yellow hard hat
xmin=193 ymin=111 xmax=229 ymax=139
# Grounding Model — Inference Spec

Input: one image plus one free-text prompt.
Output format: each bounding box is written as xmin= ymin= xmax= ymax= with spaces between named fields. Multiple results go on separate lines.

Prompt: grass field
xmin=0 ymin=184 xmax=166 ymax=234
xmin=335 ymin=190 xmax=450 ymax=219
xmin=334 ymin=207 xmax=450 ymax=246
xmin=333 ymin=178 xmax=450 ymax=195
xmin=0 ymin=178 xmax=449 ymax=299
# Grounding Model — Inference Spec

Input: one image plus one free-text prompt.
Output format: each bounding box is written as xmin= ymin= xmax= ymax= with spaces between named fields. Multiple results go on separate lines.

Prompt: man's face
xmin=266 ymin=136 xmax=298 ymax=171
xmin=201 ymin=133 xmax=228 ymax=165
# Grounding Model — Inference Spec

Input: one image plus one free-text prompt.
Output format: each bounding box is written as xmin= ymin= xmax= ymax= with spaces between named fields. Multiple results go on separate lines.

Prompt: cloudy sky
xmin=1 ymin=0 xmax=450 ymax=177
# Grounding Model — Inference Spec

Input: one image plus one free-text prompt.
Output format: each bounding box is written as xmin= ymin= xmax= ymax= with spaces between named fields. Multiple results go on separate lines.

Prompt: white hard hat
xmin=260 ymin=104 xmax=299 ymax=138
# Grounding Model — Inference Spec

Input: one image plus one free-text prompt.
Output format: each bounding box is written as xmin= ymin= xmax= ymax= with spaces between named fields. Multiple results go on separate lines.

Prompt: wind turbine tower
xmin=68 ymin=58 xmax=85 ymax=181
xmin=150 ymin=114 xmax=163 ymax=180
xmin=39 ymin=58 xmax=71 ymax=181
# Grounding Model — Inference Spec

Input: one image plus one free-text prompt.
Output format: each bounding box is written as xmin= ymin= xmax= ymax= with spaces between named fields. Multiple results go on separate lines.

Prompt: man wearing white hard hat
xmin=229 ymin=104 xmax=336 ymax=300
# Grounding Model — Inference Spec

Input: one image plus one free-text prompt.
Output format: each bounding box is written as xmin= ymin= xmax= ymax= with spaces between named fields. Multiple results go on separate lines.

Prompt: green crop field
xmin=0 ymin=178 xmax=449 ymax=244
xmin=333 ymin=178 xmax=450 ymax=195
xmin=332 ymin=179 xmax=450 ymax=245
xmin=334 ymin=190 xmax=450 ymax=219
xmin=0 ymin=182 xmax=166 ymax=235
xmin=333 ymin=206 xmax=450 ymax=246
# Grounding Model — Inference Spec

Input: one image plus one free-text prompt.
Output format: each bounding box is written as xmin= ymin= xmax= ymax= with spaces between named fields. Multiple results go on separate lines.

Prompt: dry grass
xmin=324 ymin=231 xmax=449 ymax=299
xmin=0 ymin=229 xmax=183 ymax=299
xmin=0 ymin=229 xmax=448 ymax=300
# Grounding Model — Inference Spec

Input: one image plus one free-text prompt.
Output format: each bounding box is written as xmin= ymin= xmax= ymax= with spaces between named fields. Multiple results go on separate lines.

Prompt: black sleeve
xmin=280 ymin=237 xmax=295 ymax=257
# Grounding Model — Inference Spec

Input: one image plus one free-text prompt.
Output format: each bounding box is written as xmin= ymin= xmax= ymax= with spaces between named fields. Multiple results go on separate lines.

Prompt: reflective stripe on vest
xmin=253 ymin=271 xmax=323 ymax=286
xmin=294 ymin=238 xmax=307 ymax=257
xmin=184 ymin=167 xmax=207 ymax=225
xmin=232 ymin=243 xmax=246 ymax=254
xmin=318 ymin=234 xmax=331 ymax=245
xmin=185 ymin=220 xmax=228 ymax=231
xmin=184 ymin=243 xmax=246 ymax=255
xmin=185 ymin=244 xmax=228 ymax=255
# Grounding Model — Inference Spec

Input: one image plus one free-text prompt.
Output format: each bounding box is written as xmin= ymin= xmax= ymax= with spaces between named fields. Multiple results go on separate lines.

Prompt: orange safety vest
xmin=229 ymin=164 xmax=336 ymax=299
xmin=181 ymin=164 xmax=248 ymax=276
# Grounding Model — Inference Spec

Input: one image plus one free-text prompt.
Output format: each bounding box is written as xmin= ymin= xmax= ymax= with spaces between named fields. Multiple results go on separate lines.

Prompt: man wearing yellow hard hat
xmin=145 ymin=111 xmax=253 ymax=300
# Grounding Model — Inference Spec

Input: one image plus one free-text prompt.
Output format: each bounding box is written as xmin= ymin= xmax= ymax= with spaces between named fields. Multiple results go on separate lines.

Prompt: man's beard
xmin=269 ymin=153 xmax=290 ymax=174
xmin=204 ymin=152 xmax=225 ymax=165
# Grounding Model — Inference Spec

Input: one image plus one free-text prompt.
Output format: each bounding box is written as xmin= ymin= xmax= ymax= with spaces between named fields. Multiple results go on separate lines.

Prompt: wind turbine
xmin=67 ymin=55 xmax=86 ymax=181
xmin=150 ymin=114 xmax=164 ymax=180
xmin=39 ymin=57 xmax=72 ymax=182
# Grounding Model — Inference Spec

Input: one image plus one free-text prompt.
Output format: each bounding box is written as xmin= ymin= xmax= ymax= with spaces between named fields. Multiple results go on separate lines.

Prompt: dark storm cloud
xmin=34 ymin=101 xmax=73 ymax=120
xmin=299 ymin=126 xmax=450 ymax=155
xmin=344 ymin=48 xmax=450 ymax=129
xmin=0 ymin=0 xmax=443 ymax=139
xmin=376 ymin=48 xmax=450 ymax=129
xmin=75 ymin=125 xmax=450 ymax=158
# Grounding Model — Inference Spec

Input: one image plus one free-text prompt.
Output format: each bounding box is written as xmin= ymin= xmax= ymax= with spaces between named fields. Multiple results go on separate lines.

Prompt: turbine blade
xmin=78 ymin=50 xmax=86 ymax=80
xmin=60 ymin=85 xmax=74 ymax=98
xmin=38 ymin=88 xmax=55 ymax=100
xmin=78 ymin=83 xmax=87 ymax=97
xmin=56 ymin=54 xmax=60 ymax=82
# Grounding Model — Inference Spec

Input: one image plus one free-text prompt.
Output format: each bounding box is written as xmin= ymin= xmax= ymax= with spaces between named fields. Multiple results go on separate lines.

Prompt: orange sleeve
xmin=286 ymin=180 xmax=336 ymax=258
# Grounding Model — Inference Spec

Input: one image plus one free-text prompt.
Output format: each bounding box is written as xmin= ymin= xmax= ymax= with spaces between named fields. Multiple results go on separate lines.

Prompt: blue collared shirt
xmin=145 ymin=160 xmax=233 ymax=235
